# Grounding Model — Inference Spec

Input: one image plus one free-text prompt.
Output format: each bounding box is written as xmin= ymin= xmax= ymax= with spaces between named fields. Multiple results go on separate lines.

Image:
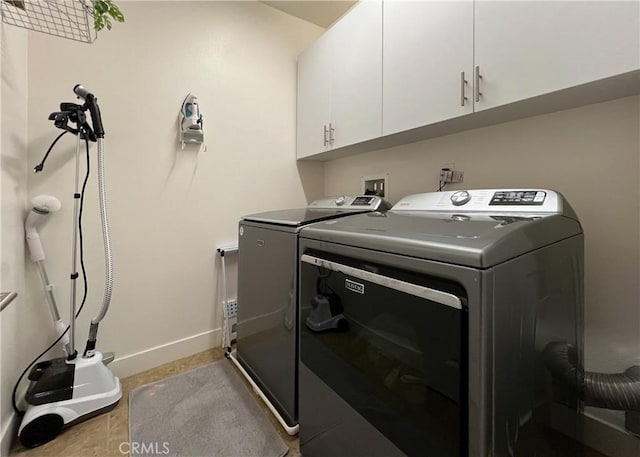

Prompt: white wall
xmin=25 ymin=1 xmax=324 ymax=377
xmin=325 ymin=95 xmax=640 ymax=432
xmin=1 ymin=22 xmax=51 ymax=455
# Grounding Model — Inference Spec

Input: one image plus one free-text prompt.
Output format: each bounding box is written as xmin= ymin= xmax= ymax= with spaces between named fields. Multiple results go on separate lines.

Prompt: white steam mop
xmin=16 ymin=85 xmax=122 ymax=448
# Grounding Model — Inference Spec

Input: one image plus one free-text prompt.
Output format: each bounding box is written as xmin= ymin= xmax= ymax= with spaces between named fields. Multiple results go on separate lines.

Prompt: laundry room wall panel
xmin=0 ymin=22 xmax=47 ymax=455
xmin=25 ymin=1 xmax=324 ymax=378
xmin=324 ymin=95 xmax=640 ymax=437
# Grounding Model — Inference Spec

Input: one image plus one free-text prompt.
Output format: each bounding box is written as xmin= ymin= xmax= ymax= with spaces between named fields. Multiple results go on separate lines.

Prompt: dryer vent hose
xmin=543 ymin=341 xmax=640 ymax=412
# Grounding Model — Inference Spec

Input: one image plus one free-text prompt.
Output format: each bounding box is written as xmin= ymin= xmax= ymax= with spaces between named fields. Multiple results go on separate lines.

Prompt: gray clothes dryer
xmin=297 ymin=189 xmax=584 ymax=457
xmin=235 ymin=196 xmax=391 ymax=431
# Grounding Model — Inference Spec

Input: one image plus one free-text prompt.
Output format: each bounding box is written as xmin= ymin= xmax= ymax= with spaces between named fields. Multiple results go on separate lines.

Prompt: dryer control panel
xmin=309 ymin=195 xmax=390 ymax=211
xmin=393 ymin=189 xmax=563 ymax=213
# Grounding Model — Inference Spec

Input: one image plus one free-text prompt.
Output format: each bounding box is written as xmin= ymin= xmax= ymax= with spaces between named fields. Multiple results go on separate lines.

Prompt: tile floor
xmin=8 ymin=348 xmax=611 ymax=457
xmin=9 ymin=348 xmax=300 ymax=457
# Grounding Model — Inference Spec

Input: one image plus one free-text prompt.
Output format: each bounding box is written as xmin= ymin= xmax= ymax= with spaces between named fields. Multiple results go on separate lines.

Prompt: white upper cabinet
xmin=296 ymin=0 xmax=382 ymax=158
xmin=474 ymin=1 xmax=640 ymax=111
xmin=297 ymin=32 xmax=332 ymax=159
xmin=383 ymin=1 xmax=474 ymax=136
xmin=297 ymin=0 xmax=639 ymax=159
xmin=330 ymin=0 xmax=383 ymax=149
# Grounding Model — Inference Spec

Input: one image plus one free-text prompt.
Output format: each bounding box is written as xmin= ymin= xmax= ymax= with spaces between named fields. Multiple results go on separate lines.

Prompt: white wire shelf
xmin=1 ymin=0 xmax=96 ymax=43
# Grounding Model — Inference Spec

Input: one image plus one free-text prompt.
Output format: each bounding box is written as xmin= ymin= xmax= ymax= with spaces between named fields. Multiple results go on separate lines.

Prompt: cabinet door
xmin=383 ymin=1 xmax=474 ymax=135
xmin=474 ymin=1 xmax=640 ymax=111
xmin=297 ymin=32 xmax=332 ymax=159
xmin=329 ymin=0 xmax=383 ymax=149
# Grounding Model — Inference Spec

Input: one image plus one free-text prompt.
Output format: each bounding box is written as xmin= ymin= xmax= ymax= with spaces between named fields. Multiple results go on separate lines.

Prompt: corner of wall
xmin=1 ymin=21 xmax=29 ymax=455
xmin=1 ymin=414 xmax=17 ymax=457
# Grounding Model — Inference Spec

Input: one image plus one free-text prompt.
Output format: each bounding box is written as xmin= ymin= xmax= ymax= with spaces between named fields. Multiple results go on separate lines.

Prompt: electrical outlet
xmin=225 ymin=299 xmax=238 ymax=318
xmin=439 ymin=168 xmax=464 ymax=184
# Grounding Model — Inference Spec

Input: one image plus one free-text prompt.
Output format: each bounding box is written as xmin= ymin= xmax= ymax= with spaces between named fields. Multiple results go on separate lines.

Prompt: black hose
xmin=585 ymin=367 xmax=640 ymax=411
xmin=543 ymin=341 xmax=640 ymax=412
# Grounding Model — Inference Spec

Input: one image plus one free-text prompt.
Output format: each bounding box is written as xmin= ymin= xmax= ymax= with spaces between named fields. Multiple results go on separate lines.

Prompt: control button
xmin=534 ymin=196 xmax=544 ymax=202
xmin=335 ymin=196 xmax=346 ymax=206
xmin=451 ymin=191 xmax=471 ymax=206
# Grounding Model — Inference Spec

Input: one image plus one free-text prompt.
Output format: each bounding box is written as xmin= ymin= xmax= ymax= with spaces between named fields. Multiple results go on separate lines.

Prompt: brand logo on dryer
xmin=345 ymin=279 xmax=364 ymax=294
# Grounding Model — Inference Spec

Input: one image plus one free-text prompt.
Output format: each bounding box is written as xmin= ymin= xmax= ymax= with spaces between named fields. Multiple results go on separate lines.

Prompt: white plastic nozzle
xmin=25 ymin=195 xmax=61 ymax=262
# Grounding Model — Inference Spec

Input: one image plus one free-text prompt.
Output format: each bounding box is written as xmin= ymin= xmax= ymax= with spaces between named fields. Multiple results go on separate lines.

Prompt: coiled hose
xmin=543 ymin=341 xmax=640 ymax=411
xmin=84 ymin=137 xmax=113 ymax=354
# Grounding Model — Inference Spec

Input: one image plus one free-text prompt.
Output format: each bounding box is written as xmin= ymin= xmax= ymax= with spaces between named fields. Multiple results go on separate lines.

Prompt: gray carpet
xmin=129 ymin=360 xmax=289 ymax=457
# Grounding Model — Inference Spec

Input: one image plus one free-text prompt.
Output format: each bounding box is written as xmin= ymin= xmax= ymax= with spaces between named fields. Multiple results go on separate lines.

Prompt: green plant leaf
xmin=94 ymin=0 xmax=108 ymax=14
xmin=94 ymin=15 xmax=104 ymax=31
xmin=111 ymin=10 xmax=124 ymax=22
xmin=89 ymin=0 xmax=125 ymax=32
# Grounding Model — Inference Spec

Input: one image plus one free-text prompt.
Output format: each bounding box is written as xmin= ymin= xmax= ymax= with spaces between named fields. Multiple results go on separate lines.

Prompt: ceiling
xmin=262 ymin=1 xmax=358 ymax=28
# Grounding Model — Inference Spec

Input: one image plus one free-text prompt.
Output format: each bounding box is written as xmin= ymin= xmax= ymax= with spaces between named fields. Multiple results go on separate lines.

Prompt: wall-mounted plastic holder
xmin=179 ymin=93 xmax=204 ymax=150
xmin=179 ymin=125 xmax=204 ymax=150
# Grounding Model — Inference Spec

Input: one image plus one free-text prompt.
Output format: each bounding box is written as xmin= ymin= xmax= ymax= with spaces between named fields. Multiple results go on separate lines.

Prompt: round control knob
xmin=451 ymin=190 xmax=471 ymax=206
xmin=335 ymin=196 xmax=346 ymax=206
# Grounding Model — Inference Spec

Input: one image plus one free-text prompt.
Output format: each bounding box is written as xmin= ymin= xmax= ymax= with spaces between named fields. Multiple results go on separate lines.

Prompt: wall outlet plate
xmin=439 ymin=168 xmax=464 ymax=184
xmin=362 ymin=173 xmax=388 ymax=198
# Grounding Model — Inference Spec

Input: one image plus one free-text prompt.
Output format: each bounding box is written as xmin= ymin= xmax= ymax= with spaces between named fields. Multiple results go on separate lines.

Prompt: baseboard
xmin=109 ymin=328 xmax=222 ymax=379
xmin=582 ymin=412 xmax=640 ymax=457
xmin=1 ymin=413 xmax=17 ymax=457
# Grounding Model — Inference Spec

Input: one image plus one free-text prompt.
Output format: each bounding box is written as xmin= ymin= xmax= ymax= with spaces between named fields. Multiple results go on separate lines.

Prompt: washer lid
xmin=300 ymin=201 xmax=582 ymax=268
xmin=242 ymin=195 xmax=391 ymax=227
xmin=242 ymin=208 xmax=369 ymax=227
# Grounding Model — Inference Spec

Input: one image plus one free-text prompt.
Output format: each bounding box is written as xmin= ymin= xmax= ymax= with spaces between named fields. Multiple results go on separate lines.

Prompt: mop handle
xmin=67 ymin=132 xmax=83 ymax=360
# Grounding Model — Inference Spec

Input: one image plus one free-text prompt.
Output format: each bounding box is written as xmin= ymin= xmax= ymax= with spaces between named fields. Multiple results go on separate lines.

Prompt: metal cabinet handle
xmin=323 ymin=124 xmax=329 ymax=147
xmin=475 ymin=65 xmax=483 ymax=102
xmin=329 ymin=123 xmax=335 ymax=145
xmin=461 ymin=71 xmax=468 ymax=106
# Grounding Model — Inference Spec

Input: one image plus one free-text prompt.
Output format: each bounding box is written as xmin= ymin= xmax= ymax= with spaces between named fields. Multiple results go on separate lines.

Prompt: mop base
xmin=18 ymin=351 xmax=122 ymax=448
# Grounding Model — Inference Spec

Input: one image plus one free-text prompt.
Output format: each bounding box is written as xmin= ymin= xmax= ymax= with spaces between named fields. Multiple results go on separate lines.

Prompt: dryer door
xmin=299 ymin=251 xmax=468 ymax=457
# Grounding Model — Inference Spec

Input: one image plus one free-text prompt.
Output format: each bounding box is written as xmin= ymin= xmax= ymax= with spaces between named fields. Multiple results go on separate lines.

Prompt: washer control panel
xmin=489 ymin=190 xmax=546 ymax=205
xmin=393 ymin=189 xmax=562 ymax=213
xmin=451 ymin=191 xmax=471 ymax=206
